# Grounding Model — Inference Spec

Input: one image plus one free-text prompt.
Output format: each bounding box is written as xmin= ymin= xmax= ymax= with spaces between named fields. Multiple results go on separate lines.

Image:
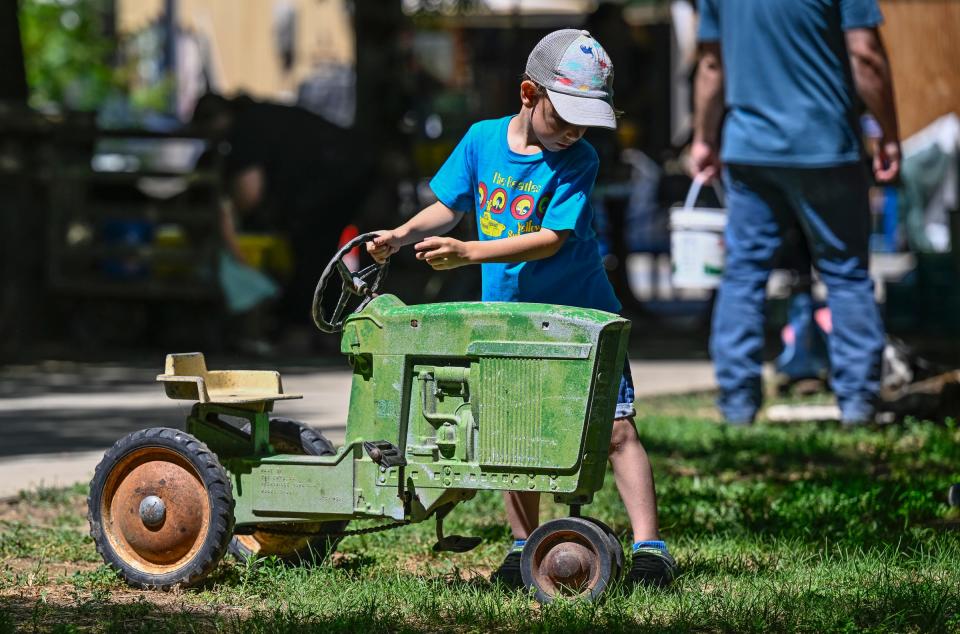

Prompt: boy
xmin=367 ymin=29 xmax=675 ymax=587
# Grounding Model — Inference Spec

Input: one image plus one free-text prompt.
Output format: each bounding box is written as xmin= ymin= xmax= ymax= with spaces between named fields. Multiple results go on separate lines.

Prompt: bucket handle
xmin=683 ymin=173 xmax=726 ymax=210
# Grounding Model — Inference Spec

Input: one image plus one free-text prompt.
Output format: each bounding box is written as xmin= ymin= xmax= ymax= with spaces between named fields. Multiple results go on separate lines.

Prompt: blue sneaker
xmin=627 ymin=542 xmax=677 ymax=587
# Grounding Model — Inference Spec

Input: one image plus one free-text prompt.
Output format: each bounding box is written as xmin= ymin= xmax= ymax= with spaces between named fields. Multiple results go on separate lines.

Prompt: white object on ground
xmin=765 ymin=403 xmax=842 ymax=423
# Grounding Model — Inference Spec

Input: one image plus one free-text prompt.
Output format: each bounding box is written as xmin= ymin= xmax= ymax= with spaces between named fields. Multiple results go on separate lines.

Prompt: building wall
xmin=879 ymin=0 xmax=960 ymax=138
xmin=117 ymin=0 xmax=354 ymax=101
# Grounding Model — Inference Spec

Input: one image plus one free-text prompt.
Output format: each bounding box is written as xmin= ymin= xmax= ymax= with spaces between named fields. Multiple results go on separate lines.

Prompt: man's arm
xmin=691 ymin=42 xmax=725 ymax=181
xmin=846 ymin=27 xmax=900 ymax=182
xmin=414 ymin=229 xmax=570 ymax=270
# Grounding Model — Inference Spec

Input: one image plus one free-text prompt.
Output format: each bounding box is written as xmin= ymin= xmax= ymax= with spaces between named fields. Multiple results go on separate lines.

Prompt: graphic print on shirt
xmin=487 ymin=188 xmax=508 ymax=214
xmin=510 ymin=194 xmax=535 ymax=220
xmin=479 ymin=211 xmax=507 ymax=237
xmin=535 ymin=194 xmax=552 ymax=221
xmin=478 ymin=171 xmax=553 ymax=238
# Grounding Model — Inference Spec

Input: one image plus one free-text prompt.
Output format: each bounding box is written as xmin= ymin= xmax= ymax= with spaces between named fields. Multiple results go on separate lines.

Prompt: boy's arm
xmin=414 ymin=229 xmax=570 ymax=270
xmin=367 ymin=201 xmax=464 ymax=262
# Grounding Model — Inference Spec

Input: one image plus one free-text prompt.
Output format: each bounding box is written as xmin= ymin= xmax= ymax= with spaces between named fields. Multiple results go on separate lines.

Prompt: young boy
xmin=367 ymin=29 xmax=675 ymax=587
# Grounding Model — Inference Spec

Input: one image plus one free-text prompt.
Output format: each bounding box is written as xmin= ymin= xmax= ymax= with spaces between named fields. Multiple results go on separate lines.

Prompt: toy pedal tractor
xmin=88 ymin=232 xmax=631 ymax=603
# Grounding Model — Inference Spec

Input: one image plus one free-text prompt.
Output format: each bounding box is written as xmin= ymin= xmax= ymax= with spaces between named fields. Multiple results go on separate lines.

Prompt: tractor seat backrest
xmin=156 ymin=352 xmax=302 ymax=405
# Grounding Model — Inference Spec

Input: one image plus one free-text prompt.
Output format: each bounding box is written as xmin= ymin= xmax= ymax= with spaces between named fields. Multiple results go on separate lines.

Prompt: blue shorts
xmin=616 ymin=358 xmax=636 ymax=419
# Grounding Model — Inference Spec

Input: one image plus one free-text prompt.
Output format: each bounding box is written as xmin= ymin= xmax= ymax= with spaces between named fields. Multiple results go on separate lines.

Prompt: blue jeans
xmin=710 ymin=164 xmax=884 ymax=423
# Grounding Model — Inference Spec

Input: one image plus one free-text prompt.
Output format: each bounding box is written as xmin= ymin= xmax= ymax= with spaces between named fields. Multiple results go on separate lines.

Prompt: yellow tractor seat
xmin=156 ymin=352 xmax=302 ymax=407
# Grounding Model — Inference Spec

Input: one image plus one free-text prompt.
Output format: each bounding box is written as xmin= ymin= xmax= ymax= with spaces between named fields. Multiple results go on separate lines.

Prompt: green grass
xmin=2 ymin=393 xmax=959 ymax=632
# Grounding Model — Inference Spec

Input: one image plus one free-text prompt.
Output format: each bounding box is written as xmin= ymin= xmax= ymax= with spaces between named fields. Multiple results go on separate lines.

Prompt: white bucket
xmin=670 ymin=175 xmax=727 ymax=289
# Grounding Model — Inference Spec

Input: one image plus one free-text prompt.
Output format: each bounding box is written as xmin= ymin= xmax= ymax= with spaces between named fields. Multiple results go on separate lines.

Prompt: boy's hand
xmin=366 ymin=230 xmax=402 ymax=264
xmin=414 ymin=237 xmax=473 ymax=270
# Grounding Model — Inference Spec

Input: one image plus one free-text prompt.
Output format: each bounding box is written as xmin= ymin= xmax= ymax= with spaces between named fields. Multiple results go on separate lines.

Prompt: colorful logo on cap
xmin=478 ymin=182 xmax=488 ymax=208
xmin=487 ymin=188 xmax=507 ymax=214
xmin=510 ymin=194 xmax=535 ymax=220
xmin=557 ymin=35 xmax=612 ymax=94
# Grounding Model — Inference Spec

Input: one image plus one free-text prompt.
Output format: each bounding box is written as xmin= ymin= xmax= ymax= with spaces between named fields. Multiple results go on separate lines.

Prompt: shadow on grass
xmin=2 ymin=572 xmax=958 ymax=634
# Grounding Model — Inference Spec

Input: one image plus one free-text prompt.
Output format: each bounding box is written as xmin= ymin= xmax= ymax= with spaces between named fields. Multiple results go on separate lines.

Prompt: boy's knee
xmin=609 ymin=417 xmax=637 ymax=454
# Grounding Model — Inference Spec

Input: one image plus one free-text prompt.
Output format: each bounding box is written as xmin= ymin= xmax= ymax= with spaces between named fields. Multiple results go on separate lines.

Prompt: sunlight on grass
xmin=1 ymin=393 xmax=959 ymax=632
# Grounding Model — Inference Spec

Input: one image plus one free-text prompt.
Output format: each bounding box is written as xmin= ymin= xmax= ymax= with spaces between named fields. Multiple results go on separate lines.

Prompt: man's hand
xmin=690 ymin=140 xmax=722 ymax=183
xmin=871 ymin=136 xmax=901 ymax=184
xmin=414 ymin=236 xmax=473 ymax=270
xmin=366 ymin=230 xmax=403 ymax=264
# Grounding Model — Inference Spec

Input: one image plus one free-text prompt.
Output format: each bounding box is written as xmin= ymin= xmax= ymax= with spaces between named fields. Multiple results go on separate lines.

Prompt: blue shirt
xmin=430 ymin=116 xmax=621 ymax=313
xmin=698 ymin=0 xmax=883 ymax=167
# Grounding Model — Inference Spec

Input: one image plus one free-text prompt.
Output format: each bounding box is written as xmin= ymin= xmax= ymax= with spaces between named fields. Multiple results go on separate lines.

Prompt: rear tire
xmin=228 ymin=418 xmax=348 ymax=564
xmin=88 ymin=427 xmax=235 ymax=589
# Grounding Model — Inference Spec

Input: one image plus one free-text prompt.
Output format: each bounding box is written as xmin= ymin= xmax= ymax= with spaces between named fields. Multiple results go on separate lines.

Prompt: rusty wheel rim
xmin=531 ymin=530 xmax=601 ymax=598
xmin=101 ymin=446 xmax=210 ymax=574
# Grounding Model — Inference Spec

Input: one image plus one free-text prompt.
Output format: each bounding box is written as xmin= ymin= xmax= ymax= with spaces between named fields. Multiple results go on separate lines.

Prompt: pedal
xmin=363 ymin=440 xmax=406 ymax=468
xmin=433 ymin=535 xmax=482 ymax=553
xmin=431 ymin=502 xmax=481 ymax=553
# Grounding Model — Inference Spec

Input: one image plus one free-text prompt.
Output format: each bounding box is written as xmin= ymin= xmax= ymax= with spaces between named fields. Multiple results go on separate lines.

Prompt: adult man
xmin=692 ymin=0 xmax=901 ymax=424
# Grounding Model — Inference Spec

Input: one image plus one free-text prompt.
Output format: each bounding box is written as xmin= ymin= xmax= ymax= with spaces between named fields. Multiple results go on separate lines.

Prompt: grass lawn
xmin=2 ymin=392 xmax=959 ymax=633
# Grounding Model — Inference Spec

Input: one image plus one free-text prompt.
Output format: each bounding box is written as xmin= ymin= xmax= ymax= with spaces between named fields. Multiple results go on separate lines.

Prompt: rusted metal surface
xmin=101 ymin=447 xmax=210 ymax=573
xmin=531 ymin=530 xmax=601 ymax=597
xmin=234 ymin=529 xmax=319 ymax=557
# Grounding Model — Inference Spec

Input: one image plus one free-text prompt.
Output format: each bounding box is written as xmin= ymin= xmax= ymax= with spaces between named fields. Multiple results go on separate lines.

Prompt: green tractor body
xmin=185 ymin=295 xmax=628 ymax=528
xmin=89 ymin=233 xmax=632 ymax=602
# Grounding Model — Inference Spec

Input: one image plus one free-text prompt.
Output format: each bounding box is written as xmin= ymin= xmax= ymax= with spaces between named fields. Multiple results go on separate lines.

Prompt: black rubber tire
xmin=949 ymin=483 xmax=960 ymax=508
xmin=228 ymin=418 xmax=349 ymax=564
xmin=87 ymin=427 xmax=235 ymax=590
xmin=520 ymin=516 xmax=615 ymax=604
xmin=583 ymin=516 xmax=625 ymax=582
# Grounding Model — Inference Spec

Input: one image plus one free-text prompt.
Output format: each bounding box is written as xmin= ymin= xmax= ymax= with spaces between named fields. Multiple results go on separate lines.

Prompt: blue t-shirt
xmin=429 ymin=116 xmax=620 ymax=313
xmin=698 ymin=0 xmax=883 ymax=167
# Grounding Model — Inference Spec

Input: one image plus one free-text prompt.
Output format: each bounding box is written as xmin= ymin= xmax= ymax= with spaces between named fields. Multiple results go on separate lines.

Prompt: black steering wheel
xmin=312 ymin=231 xmax=389 ymax=333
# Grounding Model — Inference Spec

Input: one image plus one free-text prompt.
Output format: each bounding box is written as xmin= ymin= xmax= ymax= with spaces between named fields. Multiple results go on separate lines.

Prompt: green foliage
xmin=0 ymin=522 xmax=97 ymax=563
xmin=18 ymin=0 xmax=123 ymax=111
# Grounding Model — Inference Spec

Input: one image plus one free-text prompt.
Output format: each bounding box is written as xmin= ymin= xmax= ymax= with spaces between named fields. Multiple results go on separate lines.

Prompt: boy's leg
xmin=609 ymin=418 xmax=659 ymax=543
xmin=611 ymin=360 xmax=676 ymax=585
xmin=491 ymin=492 xmax=540 ymax=588
xmin=503 ymin=491 xmax=540 ymax=539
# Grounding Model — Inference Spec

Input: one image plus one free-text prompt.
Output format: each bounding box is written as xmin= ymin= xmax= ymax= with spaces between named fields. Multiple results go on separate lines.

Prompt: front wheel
xmin=520 ymin=517 xmax=617 ymax=604
xmin=87 ymin=427 xmax=235 ymax=589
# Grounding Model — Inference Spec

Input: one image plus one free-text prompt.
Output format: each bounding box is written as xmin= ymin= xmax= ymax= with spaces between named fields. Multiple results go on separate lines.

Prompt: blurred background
xmin=0 ymin=0 xmax=957 ymax=365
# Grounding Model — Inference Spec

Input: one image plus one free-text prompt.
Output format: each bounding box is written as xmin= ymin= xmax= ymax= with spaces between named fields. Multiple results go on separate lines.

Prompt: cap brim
xmin=546 ymin=88 xmax=617 ymax=130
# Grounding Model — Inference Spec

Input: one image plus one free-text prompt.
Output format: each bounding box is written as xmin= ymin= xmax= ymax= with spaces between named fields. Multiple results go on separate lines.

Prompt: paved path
xmin=0 ymin=360 xmax=715 ymax=498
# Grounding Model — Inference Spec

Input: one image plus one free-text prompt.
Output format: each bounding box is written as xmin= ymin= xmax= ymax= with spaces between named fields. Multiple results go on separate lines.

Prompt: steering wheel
xmin=312 ymin=231 xmax=389 ymax=333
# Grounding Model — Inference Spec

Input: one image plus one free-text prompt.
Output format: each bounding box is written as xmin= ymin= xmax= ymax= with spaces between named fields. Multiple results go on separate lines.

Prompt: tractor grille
xmin=477 ymin=358 xmax=544 ymax=468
